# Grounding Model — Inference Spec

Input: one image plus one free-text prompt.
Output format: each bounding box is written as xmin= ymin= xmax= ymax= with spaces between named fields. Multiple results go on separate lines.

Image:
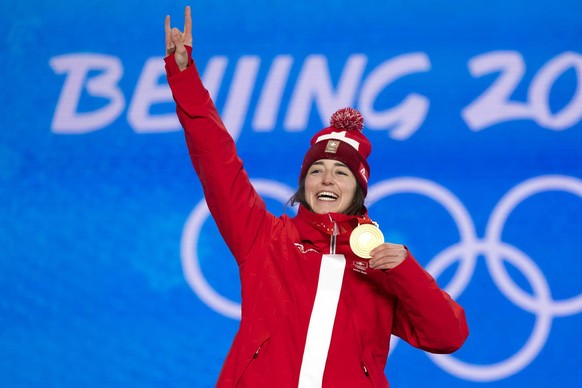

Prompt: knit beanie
xmin=299 ymin=108 xmax=372 ymax=196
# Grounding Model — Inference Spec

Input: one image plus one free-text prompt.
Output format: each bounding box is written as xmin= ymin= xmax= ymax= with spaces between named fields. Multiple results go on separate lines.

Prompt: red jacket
xmin=166 ymin=49 xmax=468 ymax=388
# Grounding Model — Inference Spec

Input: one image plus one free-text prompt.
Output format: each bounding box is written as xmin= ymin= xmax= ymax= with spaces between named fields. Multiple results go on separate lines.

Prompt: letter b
xmin=50 ymin=54 xmax=125 ymax=133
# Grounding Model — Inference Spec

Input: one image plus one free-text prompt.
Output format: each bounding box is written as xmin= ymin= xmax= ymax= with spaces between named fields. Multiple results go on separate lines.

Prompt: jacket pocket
xmin=235 ymin=337 xmax=271 ymax=387
xmin=361 ymin=360 xmax=376 ymax=387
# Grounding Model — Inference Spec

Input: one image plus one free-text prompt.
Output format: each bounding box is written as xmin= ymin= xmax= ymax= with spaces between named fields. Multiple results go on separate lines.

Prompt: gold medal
xmin=349 ymin=224 xmax=384 ymax=259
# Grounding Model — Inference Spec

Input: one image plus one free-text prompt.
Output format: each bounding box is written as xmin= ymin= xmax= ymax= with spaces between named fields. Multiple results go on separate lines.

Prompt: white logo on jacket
xmin=352 ymin=260 xmax=369 ymax=275
xmin=294 ymin=243 xmax=319 ymax=254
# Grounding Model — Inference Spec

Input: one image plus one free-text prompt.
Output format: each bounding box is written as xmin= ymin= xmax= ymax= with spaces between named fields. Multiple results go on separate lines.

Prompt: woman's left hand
xmin=369 ymin=243 xmax=407 ymax=270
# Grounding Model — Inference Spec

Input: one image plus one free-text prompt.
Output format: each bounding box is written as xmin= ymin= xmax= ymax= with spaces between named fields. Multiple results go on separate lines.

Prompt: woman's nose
xmin=321 ymin=171 xmax=334 ymax=184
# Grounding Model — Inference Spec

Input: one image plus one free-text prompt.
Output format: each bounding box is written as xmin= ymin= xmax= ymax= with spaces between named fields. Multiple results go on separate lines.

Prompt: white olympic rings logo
xmin=181 ymin=174 xmax=582 ymax=382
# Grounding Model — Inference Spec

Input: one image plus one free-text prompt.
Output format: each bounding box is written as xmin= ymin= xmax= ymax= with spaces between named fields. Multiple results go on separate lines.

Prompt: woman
xmin=165 ymin=7 xmax=468 ymax=387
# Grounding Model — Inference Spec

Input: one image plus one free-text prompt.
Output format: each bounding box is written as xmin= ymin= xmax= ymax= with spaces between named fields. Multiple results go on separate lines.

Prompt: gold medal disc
xmin=349 ymin=224 xmax=384 ymax=259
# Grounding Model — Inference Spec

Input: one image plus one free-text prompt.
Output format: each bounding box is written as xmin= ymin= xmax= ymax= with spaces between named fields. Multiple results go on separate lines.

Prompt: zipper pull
xmin=327 ymin=214 xmax=339 ymax=236
xmin=253 ymin=346 xmax=261 ymax=359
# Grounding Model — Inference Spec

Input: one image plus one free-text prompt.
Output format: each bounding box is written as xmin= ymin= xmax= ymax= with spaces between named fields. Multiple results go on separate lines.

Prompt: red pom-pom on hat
xmin=330 ymin=107 xmax=364 ymax=132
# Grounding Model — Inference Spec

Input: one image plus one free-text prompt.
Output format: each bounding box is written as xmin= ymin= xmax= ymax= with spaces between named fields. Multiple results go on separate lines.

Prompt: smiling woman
xmin=289 ymin=160 xmax=366 ymax=216
xmin=305 ymin=159 xmax=358 ymax=215
xmin=165 ymin=6 xmax=468 ymax=387
xmin=288 ymin=107 xmax=369 ymax=216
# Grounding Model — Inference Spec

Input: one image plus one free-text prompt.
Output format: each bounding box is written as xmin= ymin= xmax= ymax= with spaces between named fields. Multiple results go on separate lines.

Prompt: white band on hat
xmin=315 ymin=131 xmax=360 ymax=151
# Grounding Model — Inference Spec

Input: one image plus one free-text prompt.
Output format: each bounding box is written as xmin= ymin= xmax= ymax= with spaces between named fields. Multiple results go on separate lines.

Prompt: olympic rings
xmin=180 ymin=174 xmax=582 ymax=381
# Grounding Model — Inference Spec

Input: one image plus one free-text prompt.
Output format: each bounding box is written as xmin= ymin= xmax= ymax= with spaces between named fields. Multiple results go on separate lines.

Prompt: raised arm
xmin=164 ymin=7 xmax=277 ymax=263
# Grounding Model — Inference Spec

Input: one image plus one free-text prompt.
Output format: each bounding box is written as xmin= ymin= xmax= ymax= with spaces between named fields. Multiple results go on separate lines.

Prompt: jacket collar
xmin=294 ymin=205 xmax=374 ymax=237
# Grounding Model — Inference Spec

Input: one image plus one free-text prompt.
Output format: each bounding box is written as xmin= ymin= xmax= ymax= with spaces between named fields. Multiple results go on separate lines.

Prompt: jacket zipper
xmin=363 ymin=364 xmax=369 ymax=377
xmin=329 ymin=215 xmax=339 ymax=254
xmin=253 ymin=345 xmax=261 ymax=359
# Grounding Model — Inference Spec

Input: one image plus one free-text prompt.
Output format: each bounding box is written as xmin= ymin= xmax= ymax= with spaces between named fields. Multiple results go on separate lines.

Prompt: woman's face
xmin=304 ymin=159 xmax=357 ymax=214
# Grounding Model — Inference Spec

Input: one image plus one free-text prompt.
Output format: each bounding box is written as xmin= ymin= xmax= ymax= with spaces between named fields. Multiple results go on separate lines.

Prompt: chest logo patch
xmin=352 ymin=260 xmax=369 ymax=275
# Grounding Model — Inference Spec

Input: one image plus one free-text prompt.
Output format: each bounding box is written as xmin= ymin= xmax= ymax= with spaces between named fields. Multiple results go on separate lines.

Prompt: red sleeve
xmin=165 ymin=49 xmax=277 ymax=263
xmin=369 ymin=252 xmax=469 ymax=354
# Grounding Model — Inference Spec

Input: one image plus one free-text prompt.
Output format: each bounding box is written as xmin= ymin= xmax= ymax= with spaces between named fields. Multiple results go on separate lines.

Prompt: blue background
xmin=1 ymin=0 xmax=581 ymax=386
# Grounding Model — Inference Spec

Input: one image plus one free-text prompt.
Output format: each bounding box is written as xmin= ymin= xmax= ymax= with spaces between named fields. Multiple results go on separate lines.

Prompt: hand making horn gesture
xmin=165 ymin=6 xmax=193 ymax=71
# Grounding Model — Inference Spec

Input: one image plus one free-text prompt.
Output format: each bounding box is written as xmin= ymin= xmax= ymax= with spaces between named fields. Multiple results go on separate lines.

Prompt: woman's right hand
xmin=165 ymin=5 xmax=193 ymax=71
